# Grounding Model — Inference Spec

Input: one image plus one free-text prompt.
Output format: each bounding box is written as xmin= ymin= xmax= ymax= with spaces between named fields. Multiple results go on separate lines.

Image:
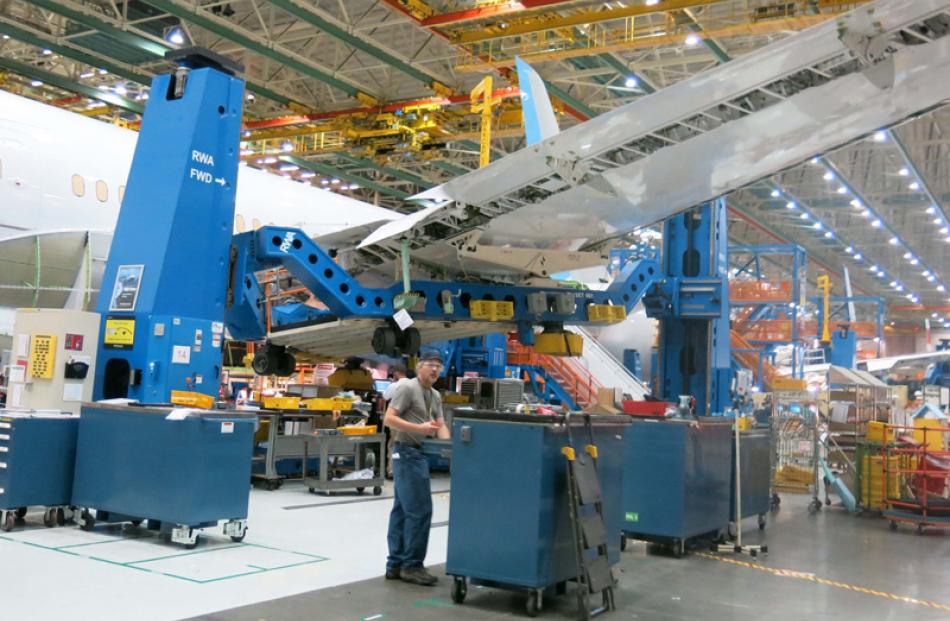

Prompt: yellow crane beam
xmin=455 ymin=13 xmax=842 ymax=72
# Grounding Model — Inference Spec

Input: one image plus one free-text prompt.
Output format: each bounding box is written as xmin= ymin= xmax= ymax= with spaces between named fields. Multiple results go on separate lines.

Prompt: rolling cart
xmin=0 ymin=411 xmax=79 ymax=531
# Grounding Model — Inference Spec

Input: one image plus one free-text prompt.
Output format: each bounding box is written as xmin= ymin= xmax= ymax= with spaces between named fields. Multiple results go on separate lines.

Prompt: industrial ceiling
xmin=0 ymin=0 xmax=947 ymax=327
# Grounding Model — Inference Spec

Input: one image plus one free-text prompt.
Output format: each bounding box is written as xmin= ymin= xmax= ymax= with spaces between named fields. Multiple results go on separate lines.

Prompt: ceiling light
xmin=810 ymin=157 xmax=820 ymax=164
xmin=800 ymin=212 xmax=809 ymax=220
xmin=824 ymin=231 xmax=833 ymax=238
xmin=845 ymin=246 xmax=854 ymax=254
xmin=939 ymin=285 xmax=946 ymax=292
xmin=896 ymin=285 xmax=903 ymax=292
xmin=934 ymin=218 xmax=942 ymax=225
xmin=1 ymin=35 xmax=8 ymax=40
xmin=873 ymin=131 xmax=887 ymax=142
xmin=624 ymin=76 xmax=638 ymax=88
xmin=923 ymin=270 xmax=931 ymax=277
xmin=909 ymin=181 xmax=921 ymax=190
xmin=239 ymin=148 xmax=252 ymax=156
xmin=299 ymin=171 xmax=316 ymax=179
xmin=927 ymin=206 xmax=937 ymax=215
xmin=80 ymin=71 xmax=95 ymax=79
xmin=870 ymin=265 xmax=879 ymax=272
xmin=889 ymin=237 xmax=899 ymax=245
xmin=836 ymin=186 xmax=847 ymax=194
xmin=854 ymin=253 xmax=863 ymax=261
xmin=242 ymin=130 xmax=251 ymax=138
xmin=42 ymin=49 xmax=52 ymax=56
xmin=320 ymin=179 xmax=330 ymax=185
xmin=770 ymin=189 xmax=780 ymax=198
xmin=261 ymin=156 xmax=277 ymax=164
xmin=114 ymin=84 xmax=127 ymax=96
xmin=911 ymin=258 xmax=920 ymax=265
xmin=30 ymin=80 xmax=42 ymax=87
xmin=685 ymin=33 xmax=700 ymax=46
xmin=281 ymin=141 xmax=293 ymax=152
xmin=98 ymin=68 xmax=107 ymax=75
xmin=898 ymin=167 xmax=909 ymax=176
xmin=850 ymin=199 xmax=862 ymax=209
xmin=889 ymin=281 xmax=897 ymax=288
xmin=904 ymin=252 xmax=912 ymax=259
xmin=331 ymin=178 xmax=341 ymax=184
xmin=861 ymin=209 xmax=871 ymax=218
xmin=927 ymin=275 xmax=936 ymax=282
xmin=871 ymin=219 xmax=882 ymax=227
xmin=167 ymin=27 xmax=185 ymax=45
xmin=645 ymin=0 xmax=660 ymax=5
xmin=278 ymin=164 xmax=298 ymax=172
xmin=813 ymin=222 xmax=822 ymax=230
xmin=823 ymin=171 xmax=834 ymax=181
xmin=786 ymin=201 xmax=796 ymax=209
xmin=942 ymin=227 xmax=949 ymax=235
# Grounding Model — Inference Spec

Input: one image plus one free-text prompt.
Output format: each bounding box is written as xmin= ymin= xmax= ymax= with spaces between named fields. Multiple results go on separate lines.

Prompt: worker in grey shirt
xmin=384 ymin=350 xmax=450 ymax=586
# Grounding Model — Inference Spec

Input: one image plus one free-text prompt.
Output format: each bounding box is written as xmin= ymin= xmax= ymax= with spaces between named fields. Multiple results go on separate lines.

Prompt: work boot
xmin=385 ymin=567 xmax=401 ymax=580
xmin=400 ymin=566 xmax=437 ymax=586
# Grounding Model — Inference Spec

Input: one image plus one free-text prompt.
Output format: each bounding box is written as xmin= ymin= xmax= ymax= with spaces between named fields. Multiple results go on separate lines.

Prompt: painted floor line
xmin=696 ymin=552 xmax=950 ymax=612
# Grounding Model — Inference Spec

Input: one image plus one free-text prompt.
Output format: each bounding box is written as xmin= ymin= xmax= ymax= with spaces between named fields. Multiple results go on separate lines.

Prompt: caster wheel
xmin=15 ymin=507 xmax=27 ymax=519
xmin=917 ymin=524 xmax=925 ymax=536
xmin=56 ymin=508 xmax=67 ymax=527
xmin=265 ymin=480 xmax=281 ymax=491
xmin=130 ymin=519 xmax=143 ymax=527
xmin=525 ymin=591 xmax=540 ymax=618
xmin=373 ymin=486 xmax=382 ymax=496
xmin=889 ymin=521 xmax=897 ymax=531
xmin=758 ymin=515 xmax=767 ymax=530
xmin=451 ymin=577 xmax=467 ymax=604
xmin=356 ymin=487 xmax=365 ymax=495
xmin=761 ymin=545 xmax=769 ymax=554
xmin=79 ymin=510 xmax=96 ymax=532
xmin=771 ymin=493 xmax=781 ymax=511
xmin=43 ymin=508 xmax=56 ymax=528
xmin=673 ymin=539 xmax=685 ymax=559
xmin=308 ymin=487 xmax=316 ymax=494
xmin=184 ymin=535 xmax=200 ymax=550
xmin=620 ymin=534 xmax=627 ymax=552
xmin=1 ymin=512 xmax=14 ymax=532
xmin=230 ymin=533 xmax=246 ymax=543
xmin=146 ymin=519 xmax=162 ymax=531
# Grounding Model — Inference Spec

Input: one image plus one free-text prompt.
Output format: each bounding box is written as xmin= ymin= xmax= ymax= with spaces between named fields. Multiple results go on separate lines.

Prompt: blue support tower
xmin=644 ymin=199 xmax=731 ymax=416
xmin=94 ymin=50 xmax=245 ymax=401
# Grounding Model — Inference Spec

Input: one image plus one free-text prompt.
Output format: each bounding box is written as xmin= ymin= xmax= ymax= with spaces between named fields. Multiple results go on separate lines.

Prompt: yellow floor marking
xmin=696 ymin=553 xmax=950 ymax=612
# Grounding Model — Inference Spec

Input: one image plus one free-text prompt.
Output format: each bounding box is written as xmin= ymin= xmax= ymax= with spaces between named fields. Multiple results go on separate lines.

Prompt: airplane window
xmin=71 ymin=174 xmax=85 ymax=197
xmin=235 ymin=214 xmax=246 ymax=232
xmin=95 ymin=180 xmax=108 ymax=202
xmin=252 ymin=218 xmax=261 ymax=230
xmin=118 ymin=185 xmax=125 ymax=203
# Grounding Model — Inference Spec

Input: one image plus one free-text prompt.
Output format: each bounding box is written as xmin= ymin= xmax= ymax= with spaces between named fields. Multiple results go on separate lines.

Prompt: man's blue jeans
xmin=387 ymin=442 xmax=433 ymax=569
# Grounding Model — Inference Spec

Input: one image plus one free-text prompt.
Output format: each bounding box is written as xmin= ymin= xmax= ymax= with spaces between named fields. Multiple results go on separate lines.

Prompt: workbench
xmin=303 ymin=432 xmax=385 ymax=496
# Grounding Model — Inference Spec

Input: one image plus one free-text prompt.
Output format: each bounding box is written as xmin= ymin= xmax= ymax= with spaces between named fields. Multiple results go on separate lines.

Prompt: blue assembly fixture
xmin=446 ymin=411 xmax=628 ymax=613
xmin=0 ymin=412 xmax=78 ymax=531
xmin=829 ymin=326 xmax=857 ymax=369
xmin=622 ymin=418 xmax=732 ymax=557
xmin=94 ymin=48 xmax=245 ymax=402
xmin=643 ymin=200 xmax=732 ymax=416
xmin=71 ymin=403 xmax=255 ymax=546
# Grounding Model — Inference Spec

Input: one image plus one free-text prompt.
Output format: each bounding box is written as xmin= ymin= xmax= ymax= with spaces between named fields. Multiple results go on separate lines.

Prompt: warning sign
xmin=104 ymin=317 xmax=136 ymax=349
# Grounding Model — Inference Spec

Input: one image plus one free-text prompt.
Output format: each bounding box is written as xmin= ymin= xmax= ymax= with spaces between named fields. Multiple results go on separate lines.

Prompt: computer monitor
xmin=374 ymin=379 xmax=392 ymax=393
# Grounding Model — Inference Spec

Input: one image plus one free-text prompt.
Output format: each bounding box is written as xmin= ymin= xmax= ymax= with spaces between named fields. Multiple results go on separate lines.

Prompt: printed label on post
xmin=221 ymin=421 xmax=234 ymax=434
xmin=393 ymin=308 xmax=413 ymax=331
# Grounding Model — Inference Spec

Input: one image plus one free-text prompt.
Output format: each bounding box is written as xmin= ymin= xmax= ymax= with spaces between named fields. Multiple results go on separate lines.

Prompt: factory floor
xmin=2 ymin=476 xmax=947 ymax=621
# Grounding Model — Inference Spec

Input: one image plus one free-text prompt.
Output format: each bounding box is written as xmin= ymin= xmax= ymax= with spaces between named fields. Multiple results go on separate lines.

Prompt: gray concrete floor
xmin=189 ymin=494 xmax=949 ymax=621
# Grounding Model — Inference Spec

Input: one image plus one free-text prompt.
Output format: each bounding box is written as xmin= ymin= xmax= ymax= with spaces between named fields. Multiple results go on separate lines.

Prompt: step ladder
xmin=562 ymin=413 xmax=615 ymax=620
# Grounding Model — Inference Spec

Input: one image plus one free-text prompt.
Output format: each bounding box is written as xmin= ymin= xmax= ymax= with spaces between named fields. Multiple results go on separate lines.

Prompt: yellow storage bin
xmin=865 ymin=421 xmax=894 ymax=444
xmin=303 ymin=397 xmax=353 ymax=411
xmin=262 ymin=396 xmax=301 ymax=410
xmin=170 ymin=390 xmax=215 ymax=409
xmin=337 ymin=425 xmax=377 ymax=436
xmin=470 ymin=300 xmax=515 ymax=321
xmin=860 ymin=454 xmax=900 ymax=510
xmin=587 ymin=304 xmax=627 ymax=323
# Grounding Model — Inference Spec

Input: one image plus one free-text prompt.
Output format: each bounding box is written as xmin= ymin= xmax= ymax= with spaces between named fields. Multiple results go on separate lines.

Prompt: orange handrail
xmin=507 ymin=339 xmax=602 ymax=407
xmin=731 ymin=330 xmax=779 ymax=389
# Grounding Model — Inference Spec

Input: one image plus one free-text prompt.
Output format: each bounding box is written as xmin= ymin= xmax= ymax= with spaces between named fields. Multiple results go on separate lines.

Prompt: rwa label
xmin=189 ymin=149 xmax=226 ymax=186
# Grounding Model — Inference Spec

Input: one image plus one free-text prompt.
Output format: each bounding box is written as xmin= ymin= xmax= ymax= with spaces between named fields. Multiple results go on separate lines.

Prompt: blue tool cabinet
xmin=446 ymin=411 xmax=628 ymax=613
xmin=622 ymin=418 xmax=732 ymax=557
xmin=71 ymin=403 xmax=255 ymax=545
xmin=0 ymin=412 xmax=79 ymax=531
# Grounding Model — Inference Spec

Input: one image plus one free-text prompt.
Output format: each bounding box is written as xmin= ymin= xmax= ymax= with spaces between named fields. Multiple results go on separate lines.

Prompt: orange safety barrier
xmin=737 ymin=319 xmax=879 ymax=342
xmin=508 ymin=339 xmax=602 ymax=408
xmin=729 ymin=280 xmax=793 ymax=303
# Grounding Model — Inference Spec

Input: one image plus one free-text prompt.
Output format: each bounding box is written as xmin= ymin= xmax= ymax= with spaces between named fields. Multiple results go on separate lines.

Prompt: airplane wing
xmin=858 ymin=351 xmax=950 ymax=374
xmin=353 ymin=0 xmax=950 ymax=271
